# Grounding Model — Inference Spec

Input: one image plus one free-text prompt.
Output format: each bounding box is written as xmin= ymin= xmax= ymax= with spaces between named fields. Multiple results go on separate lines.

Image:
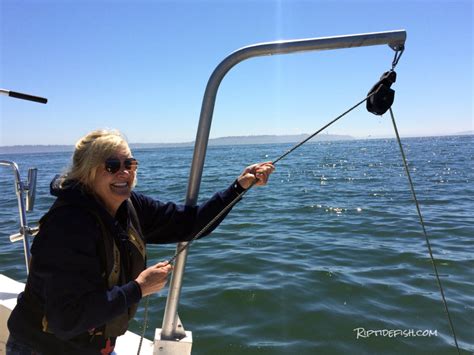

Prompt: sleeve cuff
xmin=232 ymin=179 xmax=246 ymax=194
xmin=122 ymin=281 xmax=142 ymax=307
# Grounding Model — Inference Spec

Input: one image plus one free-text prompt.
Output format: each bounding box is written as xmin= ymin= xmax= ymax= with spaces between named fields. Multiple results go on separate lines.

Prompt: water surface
xmin=1 ymin=135 xmax=472 ymax=354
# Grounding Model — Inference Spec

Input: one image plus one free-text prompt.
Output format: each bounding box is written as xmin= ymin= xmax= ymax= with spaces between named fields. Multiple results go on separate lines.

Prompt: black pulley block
xmin=366 ymin=70 xmax=396 ymax=115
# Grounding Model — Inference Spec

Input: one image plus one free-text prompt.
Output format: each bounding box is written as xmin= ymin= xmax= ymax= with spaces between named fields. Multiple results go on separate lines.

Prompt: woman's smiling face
xmin=92 ymin=146 xmax=137 ymax=216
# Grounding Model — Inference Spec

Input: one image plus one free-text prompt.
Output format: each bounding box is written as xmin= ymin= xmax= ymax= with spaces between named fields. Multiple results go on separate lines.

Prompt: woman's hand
xmin=237 ymin=161 xmax=275 ymax=190
xmin=135 ymin=261 xmax=173 ymax=297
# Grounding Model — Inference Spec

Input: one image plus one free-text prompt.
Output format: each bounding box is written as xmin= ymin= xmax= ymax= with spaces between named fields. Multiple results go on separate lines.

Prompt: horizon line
xmin=1 ymin=131 xmax=472 ymax=149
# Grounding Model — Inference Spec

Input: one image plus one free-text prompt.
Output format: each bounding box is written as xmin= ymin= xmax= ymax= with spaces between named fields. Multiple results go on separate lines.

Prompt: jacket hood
xmin=49 ymin=175 xmax=101 ymax=210
xmin=50 ymin=175 xmax=85 ymax=198
xmin=49 ymin=175 xmax=130 ymax=228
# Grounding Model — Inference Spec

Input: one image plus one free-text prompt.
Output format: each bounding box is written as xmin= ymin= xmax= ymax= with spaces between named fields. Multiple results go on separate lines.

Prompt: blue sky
xmin=0 ymin=0 xmax=472 ymax=146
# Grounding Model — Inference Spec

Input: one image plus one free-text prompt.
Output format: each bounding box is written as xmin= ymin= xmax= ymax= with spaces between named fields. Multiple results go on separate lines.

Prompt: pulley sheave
xmin=366 ymin=70 xmax=396 ymax=115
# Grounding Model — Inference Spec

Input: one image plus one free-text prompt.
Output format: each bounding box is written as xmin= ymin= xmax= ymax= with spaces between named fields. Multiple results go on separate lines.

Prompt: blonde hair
xmin=61 ymin=129 xmax=136 ymax=192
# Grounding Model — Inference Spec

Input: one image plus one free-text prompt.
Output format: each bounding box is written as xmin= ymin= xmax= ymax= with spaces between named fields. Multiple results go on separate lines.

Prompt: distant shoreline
xmin=0 ymin=132 xmax=472 ymax=155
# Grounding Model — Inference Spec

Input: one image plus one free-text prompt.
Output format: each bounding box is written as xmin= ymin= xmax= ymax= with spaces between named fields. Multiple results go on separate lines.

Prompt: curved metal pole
xmin=161 ymin=29 xmax=407 ymax=339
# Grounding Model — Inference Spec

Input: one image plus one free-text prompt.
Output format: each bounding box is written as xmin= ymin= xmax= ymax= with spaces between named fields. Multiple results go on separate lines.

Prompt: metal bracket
xmin=10 ymin=226 xmax=39 ymax=243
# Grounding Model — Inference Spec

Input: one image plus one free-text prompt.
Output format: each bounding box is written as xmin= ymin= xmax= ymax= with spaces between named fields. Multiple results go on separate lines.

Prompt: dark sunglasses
xmin=104 ymin=157 xmax=138 ymax=174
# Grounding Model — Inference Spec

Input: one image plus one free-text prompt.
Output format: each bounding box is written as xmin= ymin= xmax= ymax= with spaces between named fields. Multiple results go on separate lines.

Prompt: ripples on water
xmin=1 ymin=136 xmax=473 ymax=354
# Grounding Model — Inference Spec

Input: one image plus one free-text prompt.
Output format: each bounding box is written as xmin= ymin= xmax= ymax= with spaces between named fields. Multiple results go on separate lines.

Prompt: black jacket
xmin=8 ymin=177 xmax=245 ymax=354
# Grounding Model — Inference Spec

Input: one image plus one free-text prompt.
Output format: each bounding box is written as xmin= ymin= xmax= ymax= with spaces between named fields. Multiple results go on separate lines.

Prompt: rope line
xmin=389 ymin=108 xmax=460 ymax=354
xmin=167 ymin=92 xmax=375 ymax=265
xmin=273 ymin=94 xmax=371 ymax=164
xmin=137 ymin=295 xmax=150 ymax=355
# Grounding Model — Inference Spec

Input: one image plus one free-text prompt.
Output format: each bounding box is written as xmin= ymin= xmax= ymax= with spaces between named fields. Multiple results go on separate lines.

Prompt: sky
xmin=0 ymin=0 xmax=472 ymax=146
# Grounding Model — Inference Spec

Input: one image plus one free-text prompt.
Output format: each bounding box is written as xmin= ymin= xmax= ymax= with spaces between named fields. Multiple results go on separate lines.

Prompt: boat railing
xmin=0 ymin=89 xmax=47 ymax=274
xmin=0 ymin=160 xmax=38 ymax=274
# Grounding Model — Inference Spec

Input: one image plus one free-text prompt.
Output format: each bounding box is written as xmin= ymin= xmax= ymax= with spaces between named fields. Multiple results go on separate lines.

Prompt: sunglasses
xmin=104 ymin=157 xmax=138 ymax=174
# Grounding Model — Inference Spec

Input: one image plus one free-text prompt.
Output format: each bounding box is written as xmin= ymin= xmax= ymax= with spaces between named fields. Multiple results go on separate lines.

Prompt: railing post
xmin=0 ymin=161 xmax=33 ymax=273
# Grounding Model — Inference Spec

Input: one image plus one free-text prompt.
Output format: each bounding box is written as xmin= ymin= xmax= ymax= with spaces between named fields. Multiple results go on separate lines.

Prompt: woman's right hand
xmin=135 ymin=261 xmax=173 ymax=297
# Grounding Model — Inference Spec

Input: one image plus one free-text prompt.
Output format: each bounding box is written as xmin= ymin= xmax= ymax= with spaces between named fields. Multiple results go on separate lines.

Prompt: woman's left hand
xmin=237 ymin=161 xmax=275 ymax=190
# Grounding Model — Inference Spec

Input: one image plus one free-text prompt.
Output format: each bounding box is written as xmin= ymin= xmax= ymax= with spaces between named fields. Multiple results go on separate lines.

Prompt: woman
xmin=7 ymin=129 xmax=274 ymax=355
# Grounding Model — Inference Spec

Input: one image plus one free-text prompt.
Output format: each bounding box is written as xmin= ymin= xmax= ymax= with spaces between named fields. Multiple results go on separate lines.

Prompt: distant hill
xmin=0 ymin=133 xmax=353 ymax=154
xmin=2 ymin=132 xmax=471 ymax=154
xmin=132 ymin=133 xmax=352 ymax=149
xmin=207 ymin=133 xmax=352 ymax=145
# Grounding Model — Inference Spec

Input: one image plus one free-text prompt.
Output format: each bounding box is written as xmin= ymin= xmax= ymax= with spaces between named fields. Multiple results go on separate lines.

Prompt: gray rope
xmin=389 ymin=108 xmax=460 ymax=354
xmin=137 ymin=295 xmax=150 ymax=355
xmin=273 ymin=94 xmax=371 ymax=164
xmin=168 ymin=92 xmax=375 ymax=265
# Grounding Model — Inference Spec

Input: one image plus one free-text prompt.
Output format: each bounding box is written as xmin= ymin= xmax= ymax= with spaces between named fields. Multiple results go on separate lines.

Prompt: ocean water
xmin=0 ymin=135 xmax=472 ymax=354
